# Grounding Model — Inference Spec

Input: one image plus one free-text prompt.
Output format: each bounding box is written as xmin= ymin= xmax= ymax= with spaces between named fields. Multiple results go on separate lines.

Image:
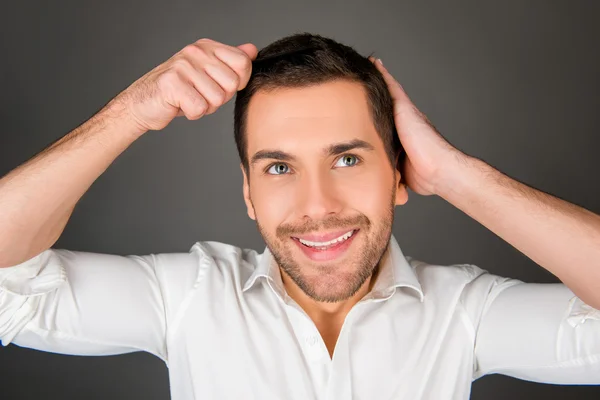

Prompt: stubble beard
xmin=254 ymin=191 xmax=396 ymax=303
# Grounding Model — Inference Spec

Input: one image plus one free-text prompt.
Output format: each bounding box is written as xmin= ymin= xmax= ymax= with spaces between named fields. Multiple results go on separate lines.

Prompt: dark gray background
xmin=1 ymin=0 xmax=599 ymax=398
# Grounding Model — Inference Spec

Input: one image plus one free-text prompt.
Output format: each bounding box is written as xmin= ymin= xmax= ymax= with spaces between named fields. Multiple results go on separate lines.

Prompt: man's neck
xmin=280 ymin=265 xmax=381 ymax=358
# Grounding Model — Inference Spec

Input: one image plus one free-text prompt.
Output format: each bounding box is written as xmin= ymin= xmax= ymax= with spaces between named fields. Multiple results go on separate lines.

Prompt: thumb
xmin=237 ymin=43 xmax=258 ymax=60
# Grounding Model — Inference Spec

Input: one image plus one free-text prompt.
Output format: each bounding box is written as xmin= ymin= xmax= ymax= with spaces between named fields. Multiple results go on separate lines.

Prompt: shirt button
xmin=306 ymin=336 xmax=318 ymax=346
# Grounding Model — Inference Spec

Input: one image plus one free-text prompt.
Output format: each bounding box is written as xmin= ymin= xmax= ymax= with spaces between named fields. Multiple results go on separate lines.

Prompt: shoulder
xmin=405 ymin=256 xmax=518 ymax=300
xmin=153 ymin=240 xmax=260 ymax=271
xmin=406 ymin=256 xmax=489 ymax=288
xmin=405 ymin=256 xmax=524 ymax=325
xmin=153 ymin=241 xmax=262 ymax=321
xmin=189 ymin=240 xmax=261 ymax=271
xmin=185 ymin=240 xmax=262 ymax=286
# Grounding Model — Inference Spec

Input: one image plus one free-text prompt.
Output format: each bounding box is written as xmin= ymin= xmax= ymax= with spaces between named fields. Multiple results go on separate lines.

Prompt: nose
xmin=296 ymin=170 xmax=343 ymax=221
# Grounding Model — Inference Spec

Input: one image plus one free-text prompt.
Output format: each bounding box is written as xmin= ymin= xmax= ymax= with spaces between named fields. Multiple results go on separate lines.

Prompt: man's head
xmin=234 ymin=33 xmax=408 ymax=303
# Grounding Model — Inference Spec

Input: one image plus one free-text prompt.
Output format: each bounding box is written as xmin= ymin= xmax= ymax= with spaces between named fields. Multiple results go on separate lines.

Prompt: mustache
xmin=276 ymin=214 xmax=370 ymax=237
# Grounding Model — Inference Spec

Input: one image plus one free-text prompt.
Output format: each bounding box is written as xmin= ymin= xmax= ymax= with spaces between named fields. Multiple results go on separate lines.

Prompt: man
xmin=0 ymin=33 xmax=599 ymax=399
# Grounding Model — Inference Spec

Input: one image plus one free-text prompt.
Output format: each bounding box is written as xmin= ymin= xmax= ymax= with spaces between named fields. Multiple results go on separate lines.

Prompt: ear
xmin=394 ymin=154 xmax=408 ymax=206
xmin=395 ymin=180 xmax=409 ymax=206
xmin=241 ymin=164 xmax=256 ymax=220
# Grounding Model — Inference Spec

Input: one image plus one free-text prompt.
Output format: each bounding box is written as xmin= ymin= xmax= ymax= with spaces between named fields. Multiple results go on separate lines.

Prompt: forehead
xmin=245 ymin=80 xmax=380 ymax=155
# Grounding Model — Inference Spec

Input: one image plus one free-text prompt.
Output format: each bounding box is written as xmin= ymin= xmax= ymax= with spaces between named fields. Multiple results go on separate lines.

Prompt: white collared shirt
xmin=1 ymin=235 xmax=599 ymax=399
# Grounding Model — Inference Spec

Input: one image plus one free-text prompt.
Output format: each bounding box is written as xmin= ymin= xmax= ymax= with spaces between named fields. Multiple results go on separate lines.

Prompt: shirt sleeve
xmin=0 ymin=246 xmax=204 ymax=364
xmin=460 ymin=264 xmax=600 ymax=384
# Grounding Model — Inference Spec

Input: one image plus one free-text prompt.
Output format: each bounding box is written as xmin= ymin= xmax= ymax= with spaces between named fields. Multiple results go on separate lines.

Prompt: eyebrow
xmin=249 ymin=139 xmax=375 ymax=166
xmin=326 ymin=139 xmax=375 ymax=157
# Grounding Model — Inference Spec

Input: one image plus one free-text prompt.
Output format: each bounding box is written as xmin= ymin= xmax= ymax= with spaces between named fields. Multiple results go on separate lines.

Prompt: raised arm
xmin=371 ymin=57 xmax=600 ymax=309
xmin=0 ymin=38 xmax=257 ymax=357
xmin=371 ymin=57 xmax=600 ymax=383
xmin=0 ymin=38 xmax=257 ymax=268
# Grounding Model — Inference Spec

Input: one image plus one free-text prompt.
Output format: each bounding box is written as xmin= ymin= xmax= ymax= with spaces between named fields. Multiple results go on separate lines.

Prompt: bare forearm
xmin=437 ymin=156 xmax=600 ymax=308
xmin=0 ymin=99 xmax=147 ymax=267
xmin=0 ymin=38 xmax=257 ymax=268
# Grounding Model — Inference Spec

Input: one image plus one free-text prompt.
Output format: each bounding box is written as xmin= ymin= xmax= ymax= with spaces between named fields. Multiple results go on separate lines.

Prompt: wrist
xmin=100 ymin=95 xmax=149 ymax=140
xmin=433 ymin=152 xmax=483 ymax=199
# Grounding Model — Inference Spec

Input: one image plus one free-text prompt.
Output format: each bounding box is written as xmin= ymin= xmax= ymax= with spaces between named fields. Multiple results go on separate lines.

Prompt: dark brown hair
xmin=234 ymin=32 xmax=403 ymax=173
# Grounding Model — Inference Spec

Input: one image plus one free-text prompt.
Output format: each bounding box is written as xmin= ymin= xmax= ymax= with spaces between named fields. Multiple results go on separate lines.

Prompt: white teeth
xmin=297 ymin=230 xmax=355 ymax=248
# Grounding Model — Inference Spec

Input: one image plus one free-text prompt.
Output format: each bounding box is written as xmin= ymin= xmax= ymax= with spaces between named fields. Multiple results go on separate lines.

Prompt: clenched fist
xmin=114 ymin=38 xmax=258 ymax=132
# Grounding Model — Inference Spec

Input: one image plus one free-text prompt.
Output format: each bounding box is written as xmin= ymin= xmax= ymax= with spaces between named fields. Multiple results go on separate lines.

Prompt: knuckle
xmin=220 ymin=75 xmax=239 ymax=93
xmin=172 ymin=57 xmax=192 ymax=71
xmin=204 ymin=91 xmax=225 ymax=108
xmin=242 ymin=55 xmax=252 ymax=69
xmin=232 ymin=55 xmax=252 ymax=73
xmin=229 ymin=74 xmax=241 ymax=90
xmin=242 ymin=56 xmax=253 ymax=72
xmin=181 ymin=43 xmax=206 ymax=59
xmin=157 ymin=70 xmax=180 ymax=90
xmin=195 ymin=37 xmax=213 ymax=45
xmin=156 ymin=71 xmax=179 ymax=90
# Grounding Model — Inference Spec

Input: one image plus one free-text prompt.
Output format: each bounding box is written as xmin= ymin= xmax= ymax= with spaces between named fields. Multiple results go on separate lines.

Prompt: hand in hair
xmin=371 ymin=57 xmax=468 ymax=196
xmin=114 ymin=38 xmax=258 ymax=132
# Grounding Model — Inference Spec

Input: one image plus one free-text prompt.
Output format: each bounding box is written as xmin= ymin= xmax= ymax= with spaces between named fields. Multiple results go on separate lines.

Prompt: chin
xmin=288 ymin=261 xmax=372 ymax=303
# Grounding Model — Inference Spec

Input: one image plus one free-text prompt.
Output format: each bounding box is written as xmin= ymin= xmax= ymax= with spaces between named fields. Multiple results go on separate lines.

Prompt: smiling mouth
xmin=292 ymin=229 xmax=358 ymax=250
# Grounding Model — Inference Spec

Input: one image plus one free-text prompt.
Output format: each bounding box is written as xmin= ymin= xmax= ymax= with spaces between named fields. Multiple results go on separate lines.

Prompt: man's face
xmin=242 ymin=80 xmax=407 ymax=303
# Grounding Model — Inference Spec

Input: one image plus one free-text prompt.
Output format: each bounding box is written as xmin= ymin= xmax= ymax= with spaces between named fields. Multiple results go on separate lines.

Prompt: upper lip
xmin=292 ymin=229 xmax=357 ymax=242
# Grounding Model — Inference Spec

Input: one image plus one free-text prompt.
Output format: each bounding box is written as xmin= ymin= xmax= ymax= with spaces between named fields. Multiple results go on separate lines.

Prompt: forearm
xmin=0 ymin=98 xmax=147 ymax=268
xmin=437 ymin=156 xmax=600 ymax=309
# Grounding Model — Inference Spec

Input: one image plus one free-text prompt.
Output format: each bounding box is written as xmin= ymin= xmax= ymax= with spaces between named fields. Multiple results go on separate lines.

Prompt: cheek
xmin=250 ymin=179 xmax=297 ymax=226
xmin=332 ymin=167 xmax=394 ymax=215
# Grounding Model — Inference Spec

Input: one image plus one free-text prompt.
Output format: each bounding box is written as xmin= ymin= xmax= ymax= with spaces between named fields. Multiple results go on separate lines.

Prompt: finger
xmin=180 ymin=64 xmax=227 ymax=115
xmin=203 ymin=59 xmax=241 ymax=103
xmin=213 ymin=45 xmax=255 ymax=90
xmin=166 ymin=75 xmax=208 ymax=120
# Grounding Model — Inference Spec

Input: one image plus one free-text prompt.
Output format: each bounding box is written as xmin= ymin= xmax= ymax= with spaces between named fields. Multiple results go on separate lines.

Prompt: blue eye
xmin=335 ymin=154 xmax=359 ymax=167
xmin=267 ymin=163 xmax=290 ymax=175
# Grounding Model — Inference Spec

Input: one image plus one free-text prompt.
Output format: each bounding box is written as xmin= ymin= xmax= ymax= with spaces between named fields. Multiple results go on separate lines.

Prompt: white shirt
xmin=1 ymin=235 xmax=599 ymax=399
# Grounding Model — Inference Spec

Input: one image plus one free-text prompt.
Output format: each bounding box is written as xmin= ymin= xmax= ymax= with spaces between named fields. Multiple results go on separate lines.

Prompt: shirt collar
xmin=242 ymin=234 xmax=424 ymax=303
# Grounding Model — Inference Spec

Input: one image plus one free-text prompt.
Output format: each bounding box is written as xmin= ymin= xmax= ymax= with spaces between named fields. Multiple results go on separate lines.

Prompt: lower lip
xmin=292 ymin=230 xmax=359 ymax=262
